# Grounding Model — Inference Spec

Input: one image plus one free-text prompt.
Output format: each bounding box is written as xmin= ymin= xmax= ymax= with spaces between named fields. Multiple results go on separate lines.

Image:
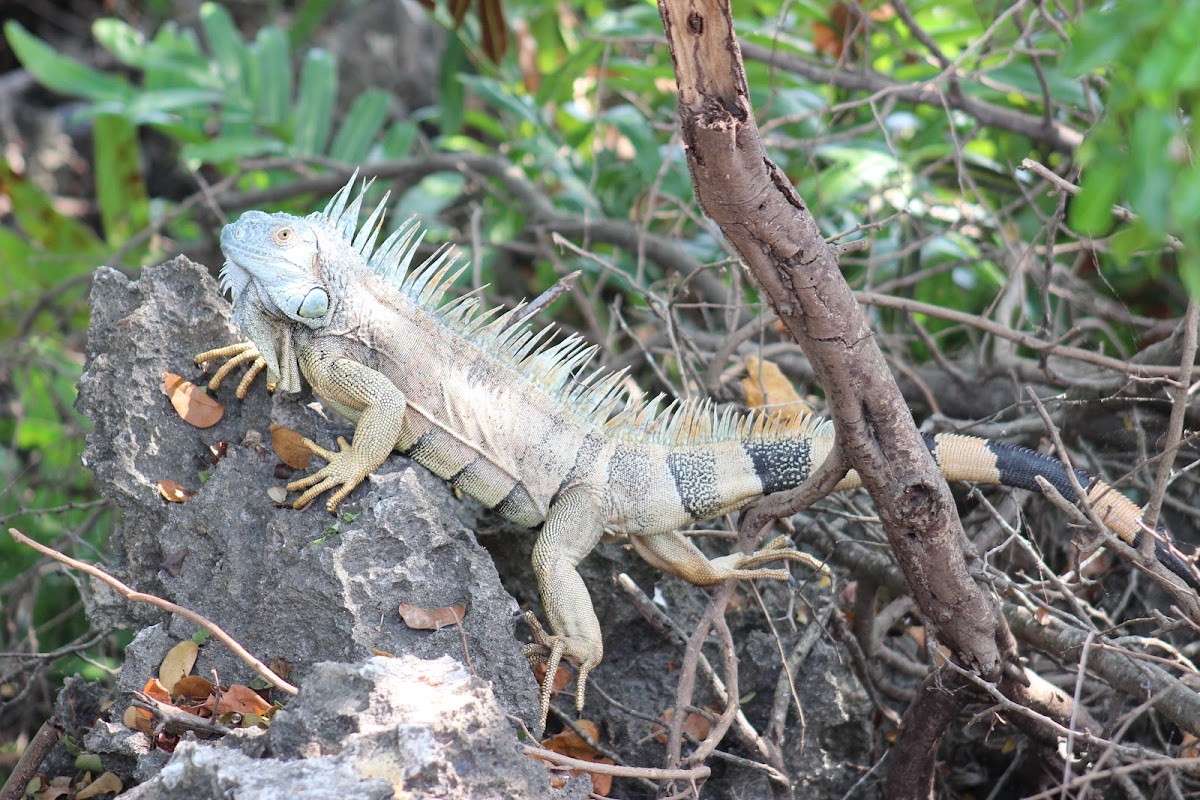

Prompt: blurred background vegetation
xmin=2 ymin=0 xmax=1197 ymax=785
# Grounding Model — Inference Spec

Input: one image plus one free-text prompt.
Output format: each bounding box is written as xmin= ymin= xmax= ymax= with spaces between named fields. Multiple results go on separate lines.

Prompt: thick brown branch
xmin=657 ymin=0 xmax=1010 ymax=691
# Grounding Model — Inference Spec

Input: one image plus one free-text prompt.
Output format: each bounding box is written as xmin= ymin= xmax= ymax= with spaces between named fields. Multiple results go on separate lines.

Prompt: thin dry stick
xmin=9 ymin=528 xmax=298 ymax=696
xmin=523 ymin=744 xmax=710 ymax=782
xmin=857 ymin=290 xmax=1184 ymax=377
xmin=1142 ymin=299 xmax=1198 ymax=532
xmin=0 ymin=717 xmax=64 ymax=800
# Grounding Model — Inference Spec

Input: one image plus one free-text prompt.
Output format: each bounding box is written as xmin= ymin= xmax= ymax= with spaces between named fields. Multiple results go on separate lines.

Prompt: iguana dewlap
xmin=198 ymin=175 xmax=1199 ymax=731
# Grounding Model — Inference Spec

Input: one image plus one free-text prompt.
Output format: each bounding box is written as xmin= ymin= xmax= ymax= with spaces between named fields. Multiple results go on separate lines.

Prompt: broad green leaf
xmin=438 ymin=35 xmax=468 ymax=138
xmin=460 ymin=75 xmax=541 ymax=128
xmin=534 ymin=40 xmax=604 ymax=107
xmin=292 ymin=49 xmax=336 ymax=154
xmin=381 ymin=121 xmax=418 ymax=159
xmin=5 ymin=21 xmax=134 ymax=103
xmin=289 ymin=0 xmax=341 ymax=47
xmin=199 ymin=2 xmax=246 ymax=93
xmin=1069 ymin=161 xmax=1123 ymax=235
xmin=93 ymin=18 xmax=148 ymax=68
xmin=94 ymin=114 xmax=149 ymax=245
xmin=254 ymin=27 xmax=291 ymax=128
xmin=182 ymin=135 xmax=287 ymax=166
xmin=328 ymin=89 xmax=390 ymax=163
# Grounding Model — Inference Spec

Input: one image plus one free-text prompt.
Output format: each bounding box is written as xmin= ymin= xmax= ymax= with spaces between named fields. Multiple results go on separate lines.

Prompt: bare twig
xmin=9 ymin=528 xmax=298 ymax=696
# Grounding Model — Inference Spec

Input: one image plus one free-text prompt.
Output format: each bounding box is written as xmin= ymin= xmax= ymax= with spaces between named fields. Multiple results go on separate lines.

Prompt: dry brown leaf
xmin=538 ymin=721 xmax=613 ymax=796
xmin=904 ymin=626 xmax=926 ymax=648
xmin=219 ymin=684 xmax=273 ymax=716
xmin=531 ymin=662 xmax=572 ymax=695
xmin=269 ymin=423 xmax=313 ymax=469
xmin=143 ymin=677 xmax=171 ymax=704
xmin=158 ymin=639 xmax=199 ymax=692
xmin=740 ymin=356 xmax=814 ymax=421
xmin=172 ymin=675 xmax=213 ymax=704
xmin=123 ymin=704 xmax=152 ymax=734
xmin=398 ymin=603 xmax=466 ymax=630
xmin=157 ymin=479 xmax=196 ymax=503
xmin=75 ymin=771 xmax=123 ymax=800
xmin=164 ymin=372 xmax=223 ymax=428
xmin=650 ymin=709 xmax=711 ymax=744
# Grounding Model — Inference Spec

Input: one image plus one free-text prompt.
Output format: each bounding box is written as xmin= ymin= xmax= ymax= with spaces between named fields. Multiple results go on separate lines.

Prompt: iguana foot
xmin=521 ymin=611 xmax=601 ymax=735
xmin=708 ymin=535 xmax=831 ymax=583
xmin=630 ymin=532 xmax=830 ymax=587
xmin=287 ymin=436 xmax=372 ymax=512
xmin=195 ymin=342 xmax=268 ymax=398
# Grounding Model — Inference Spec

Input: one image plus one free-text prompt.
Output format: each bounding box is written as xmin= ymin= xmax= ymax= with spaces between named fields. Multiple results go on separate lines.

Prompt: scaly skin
xmin=196 ymin=175 xmax=1199 ymax=732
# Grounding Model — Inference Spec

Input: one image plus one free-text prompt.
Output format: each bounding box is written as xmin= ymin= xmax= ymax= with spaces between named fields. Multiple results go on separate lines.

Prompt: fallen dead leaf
xmin=172 ymin=675 xmax=213 ymax=704
xmin=398 ymin=603 xmax=466 ymax=630
xmin=158 ymin=639 xmax=199 ymax=692
xmin=143 ymin=677 xmax=171 ymax=704
xmin=531 ymin=662 xmax=572 ymax=696
xmin=123 ymin=704 xmax=151 ymax=734
xmin=651 ymin=708 xmax=711 ymax=744
xmin=164 ymin=372 xmax=223 ymax=428
xmin=157 ymin=479 xmax=196 ymax=503
xmin=537 ymin=721 xmax=613 ymax=796
xmin=218 ymin=684 xmax=273 ymax=716
xmin=75 ymin=771 xmax=123 ymax=800
xmin=270 ymin=423 xmax=313 ymax=469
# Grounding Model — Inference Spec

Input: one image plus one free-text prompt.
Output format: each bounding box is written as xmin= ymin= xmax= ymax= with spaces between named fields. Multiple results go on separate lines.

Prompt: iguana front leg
xmin=521 ymin=484 xmax=606 ymax=732
xmin=289 ymin=357 xmax=408 ymax=511
xmin=629 ymin=530 xmax=829 ymax=587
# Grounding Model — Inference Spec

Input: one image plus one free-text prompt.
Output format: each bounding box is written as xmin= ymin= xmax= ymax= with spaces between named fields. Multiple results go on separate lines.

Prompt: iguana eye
xmin=272 ymin=226 xmax=295 ymax=245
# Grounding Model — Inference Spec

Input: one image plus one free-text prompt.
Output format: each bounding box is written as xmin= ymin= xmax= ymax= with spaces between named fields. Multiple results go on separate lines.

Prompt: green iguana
xmin=196 ymin=175 xmax=1200 ymax=730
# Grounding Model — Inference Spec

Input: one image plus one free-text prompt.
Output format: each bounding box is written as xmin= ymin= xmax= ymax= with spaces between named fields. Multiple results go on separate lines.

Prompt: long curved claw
xmin=195 ymin=341 xmax=269 ymax=398
xmin=521 ymin=611 xmax=600 ymax=735
xmin=286 ymin=436 xmax=371 ymax=511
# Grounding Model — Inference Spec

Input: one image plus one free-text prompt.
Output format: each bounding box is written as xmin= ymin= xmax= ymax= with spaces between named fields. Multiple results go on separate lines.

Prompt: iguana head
xmin=219 ymin=210 xmax=333 ymax=329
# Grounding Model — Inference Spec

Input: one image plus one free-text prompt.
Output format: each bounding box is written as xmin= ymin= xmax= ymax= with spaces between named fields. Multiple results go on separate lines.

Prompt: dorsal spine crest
xmin=318 ymin=175 xmax=834 ymax=447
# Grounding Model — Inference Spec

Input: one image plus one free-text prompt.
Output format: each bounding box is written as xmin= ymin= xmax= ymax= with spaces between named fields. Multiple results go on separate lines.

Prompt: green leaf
xmin=181 ymin=135 xmax=287 ymax=166
xmin=92 ymin=18 xmax=148 ymax=68
xmin=381 ymin=120 xmax=418 ymax=159
xmin=328 ymin=89 xmax=390 ymax=162
xmin=199 ymin=2 xmax=247 ymax=93
xmin=94 ymin=114 xmax=149 ymax=245
xmin=289 ymin=0 xmax=341 ymax=48
xmin=1069 ymin=160 xmax=1123 ymax=235
xmin=534 ymin=40 xmax=604 ymax=107
xmin=292 ymin=49 xmax=337 ymax=154
xmin=5 ymin=21 xmax=134 ymax=103
xmin=254 ymin=27 xmax=291 ymax=128
xmin=438 ymin=35 xmax=468 ymax=138
xmin=1181 ymin=257 xmax=1200 ymax=299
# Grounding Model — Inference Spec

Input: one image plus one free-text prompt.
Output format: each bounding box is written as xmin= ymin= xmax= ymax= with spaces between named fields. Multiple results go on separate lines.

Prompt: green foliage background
xmin=1 ymin=0 xmax=1195 ymax=771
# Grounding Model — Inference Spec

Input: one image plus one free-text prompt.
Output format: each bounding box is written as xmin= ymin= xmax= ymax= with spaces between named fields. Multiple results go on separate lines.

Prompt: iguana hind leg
xmin=630 ymin=531 xmax=828 ymax=587
xmin=521 ymin=485 xmax=606 ymax=733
